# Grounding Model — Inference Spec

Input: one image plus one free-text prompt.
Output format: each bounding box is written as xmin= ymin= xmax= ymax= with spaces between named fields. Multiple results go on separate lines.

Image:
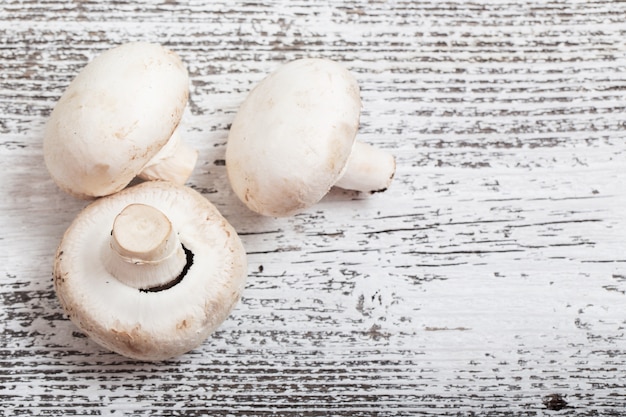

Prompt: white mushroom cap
xmin=53 ymin=181 xmax=247 ymax=361
xmin=44 ymin=42 xmax=198 ymax=199
xmin=226 ymin=58 xmax=395 ymax=217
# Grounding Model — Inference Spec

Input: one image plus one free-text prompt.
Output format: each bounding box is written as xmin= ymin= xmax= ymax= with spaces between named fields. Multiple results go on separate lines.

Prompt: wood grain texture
xmin=1 ymin=0 xmax=626 ymax=415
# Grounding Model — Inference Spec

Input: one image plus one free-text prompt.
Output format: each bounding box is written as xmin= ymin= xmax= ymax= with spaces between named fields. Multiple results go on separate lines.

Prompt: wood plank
xmin=1 ymin=0 xmax=625 ymax=414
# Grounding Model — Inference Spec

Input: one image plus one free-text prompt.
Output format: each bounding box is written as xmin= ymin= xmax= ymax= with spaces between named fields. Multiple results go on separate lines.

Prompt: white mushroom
xmin=53 ymin=181 xmax=247 ymax=361
xmin=225 ymin=58 xmax=396 ymax=217
xmin=44 ymin=42 xmax=198 ymax=199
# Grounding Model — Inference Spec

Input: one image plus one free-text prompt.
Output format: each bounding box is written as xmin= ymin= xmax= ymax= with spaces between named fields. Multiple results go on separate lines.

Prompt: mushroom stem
xmin=334 ymin=141 xmax=396 ymax=193
xmin=138 ymin=129 xmax=198 ymax=185
xmin=104 ymin=203 xmax=187 ymax=290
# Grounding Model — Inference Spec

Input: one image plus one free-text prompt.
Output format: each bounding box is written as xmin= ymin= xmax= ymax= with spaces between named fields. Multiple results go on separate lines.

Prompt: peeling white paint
xmin=1 ymin=0 xmax=626 ymax=415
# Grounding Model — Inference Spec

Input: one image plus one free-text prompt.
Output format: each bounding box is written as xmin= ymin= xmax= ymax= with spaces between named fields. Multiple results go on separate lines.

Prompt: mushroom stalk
xmin=334 ymin=141 xmax=396 ymax=193
xmin=103 ymin=203 xmax=187 ymax=290
xmin=138 ymin=129 xmax=198 ymax=185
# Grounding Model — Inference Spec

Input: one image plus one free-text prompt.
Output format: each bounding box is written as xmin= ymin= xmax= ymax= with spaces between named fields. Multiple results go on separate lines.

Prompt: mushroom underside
xmin=53 ymin=181 xmax=247 ymax=360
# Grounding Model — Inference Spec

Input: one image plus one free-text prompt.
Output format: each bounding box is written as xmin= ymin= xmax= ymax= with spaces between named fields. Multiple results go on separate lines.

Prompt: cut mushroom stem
xmin=334 ymin=141 xmax=396 ymax=193
xmin=138 ymin=129 xmax=199 ymax=185
xmin=104 ymin=203 xmax=187 ymax=291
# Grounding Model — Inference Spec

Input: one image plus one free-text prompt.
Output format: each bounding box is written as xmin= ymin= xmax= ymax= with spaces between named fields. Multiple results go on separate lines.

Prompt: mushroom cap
xmin=226 ymin=58 xmax=362 ymax=217
xmin=53 ymin=181 xmax=248 ymax=361
xmin=43 ymin=42 xmax=189 ymax=199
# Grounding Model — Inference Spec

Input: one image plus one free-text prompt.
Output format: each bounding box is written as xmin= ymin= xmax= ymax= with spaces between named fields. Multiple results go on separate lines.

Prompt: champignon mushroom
xmin=225 ymin=58 xmax=396 ymax=217
xmin=44 ymin=42 xmax=198 ymax=199
xmin=53 ymin=181 xmax=247 ymax=361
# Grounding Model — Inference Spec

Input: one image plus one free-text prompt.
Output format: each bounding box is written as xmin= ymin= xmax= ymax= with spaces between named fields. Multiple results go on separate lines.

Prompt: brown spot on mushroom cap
xmin=176 ymin=319 xmax=191 ymax=330
xmin=110 ymin=324 xmax=145 ymax=356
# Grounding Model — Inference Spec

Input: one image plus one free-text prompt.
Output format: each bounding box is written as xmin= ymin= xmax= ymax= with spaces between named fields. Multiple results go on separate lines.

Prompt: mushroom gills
xmin=139 ymin=244 xmax=194 ymax=293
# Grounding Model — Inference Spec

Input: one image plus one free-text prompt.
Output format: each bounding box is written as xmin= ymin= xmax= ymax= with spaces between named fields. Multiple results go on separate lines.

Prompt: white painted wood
xmin=1 ymin=0 xmax=626 ymax=415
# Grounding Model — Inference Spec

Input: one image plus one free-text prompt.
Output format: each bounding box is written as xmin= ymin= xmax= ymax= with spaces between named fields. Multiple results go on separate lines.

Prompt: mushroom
xmin=53 ymin=181 xmax=247 ymax=361
xmin=225 ymin=58 xmax=396 ymax=217
xmin=43 ymin=42 xmax=198 ymax=199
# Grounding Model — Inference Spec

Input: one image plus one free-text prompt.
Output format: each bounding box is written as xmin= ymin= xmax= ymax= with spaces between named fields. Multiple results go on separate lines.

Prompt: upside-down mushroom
xmin=44 ymin=42 xmax=198 ymax=199
xmin=226 ymin=58 xmax=396 ymax=217
xmin=53 ymin=181 xmax=247 ymax=361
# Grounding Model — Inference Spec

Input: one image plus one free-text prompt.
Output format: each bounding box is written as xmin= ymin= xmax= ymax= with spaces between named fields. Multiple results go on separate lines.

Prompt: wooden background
xmin=1 ymin=0 xmax=625 ymax=415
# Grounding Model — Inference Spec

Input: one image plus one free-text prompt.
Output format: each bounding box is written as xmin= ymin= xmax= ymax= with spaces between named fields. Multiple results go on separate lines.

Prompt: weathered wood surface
xmin=1 ymin=0 xmax=626 ymax=415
